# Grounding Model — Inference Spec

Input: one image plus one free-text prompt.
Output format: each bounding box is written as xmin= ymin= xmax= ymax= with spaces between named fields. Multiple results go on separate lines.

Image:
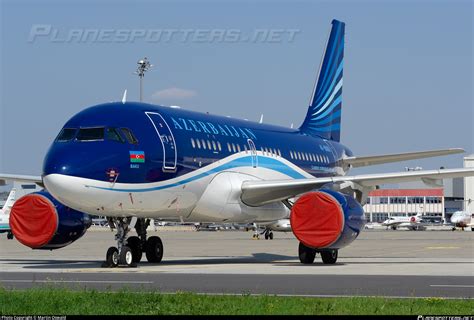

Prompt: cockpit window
xmin=106 ymin=128 xmax=124 ymax=143
xmin=76 ymin=127 xmax=105 ymax=141
xmin=55 ymin=128 xmax=77 ymax=142
xmin=120 ymin=128 xmax=139 ymax=145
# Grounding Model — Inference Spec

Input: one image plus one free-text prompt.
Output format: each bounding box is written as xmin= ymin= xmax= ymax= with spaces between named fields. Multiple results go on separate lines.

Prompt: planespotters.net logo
xmin=417 ymin=316 xmax=474 ymax=320
xmin=27 ymin=25 xmax=301 ymax=44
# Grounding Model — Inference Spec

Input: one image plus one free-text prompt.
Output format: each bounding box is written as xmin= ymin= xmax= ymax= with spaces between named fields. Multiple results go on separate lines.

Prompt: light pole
xmin=135 ymin=57 xmax=153 ymax=102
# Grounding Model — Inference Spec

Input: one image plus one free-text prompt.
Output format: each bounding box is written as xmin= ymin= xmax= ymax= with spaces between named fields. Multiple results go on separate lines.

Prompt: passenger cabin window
xmin=56 ymin=128 xmax=77 ymax=142
xmin=105 ymin=128 xmax=124 ymax=143
xmin=120 ymin=128 xmax=139 ymax=145
xmin=76 ymin=128 xmax=104 ymax=141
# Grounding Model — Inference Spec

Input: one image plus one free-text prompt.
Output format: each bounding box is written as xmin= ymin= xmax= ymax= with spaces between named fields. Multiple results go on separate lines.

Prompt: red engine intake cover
xmin=290 ymin=191 xmax=344 ymax=249
xmin=9 ymin=194 xmax=59 ymax=248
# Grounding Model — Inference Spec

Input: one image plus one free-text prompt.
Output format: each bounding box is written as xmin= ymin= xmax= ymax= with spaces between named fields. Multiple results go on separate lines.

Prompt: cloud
xmin=151 ymin=87 xmax=197 ymax=101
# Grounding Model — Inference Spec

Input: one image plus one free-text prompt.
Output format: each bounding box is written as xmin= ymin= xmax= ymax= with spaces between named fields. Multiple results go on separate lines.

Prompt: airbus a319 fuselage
xmin=3 ymin=19 xmax=473 ymax=267
xmin=43 ymin=102 xmax=351 ymax=223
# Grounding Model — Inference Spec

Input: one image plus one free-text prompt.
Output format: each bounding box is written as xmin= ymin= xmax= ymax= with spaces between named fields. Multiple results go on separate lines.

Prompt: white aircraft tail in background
xmin=0 ymin=188 xmax=16 ymax=239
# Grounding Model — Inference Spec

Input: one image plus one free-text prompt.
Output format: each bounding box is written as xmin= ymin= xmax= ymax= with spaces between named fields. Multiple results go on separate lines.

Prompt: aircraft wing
xmin=241 ymin=167 xmax=474 ymax=206
xmin=342 ymin=148 xmax=464 ymax=168
xmin=0 ymin=174 xmax=42 ymax=185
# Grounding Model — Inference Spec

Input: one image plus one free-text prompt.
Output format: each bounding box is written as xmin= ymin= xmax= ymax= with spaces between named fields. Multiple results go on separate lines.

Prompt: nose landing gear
xmin=102 ymin=217 xmax=164 ymax=268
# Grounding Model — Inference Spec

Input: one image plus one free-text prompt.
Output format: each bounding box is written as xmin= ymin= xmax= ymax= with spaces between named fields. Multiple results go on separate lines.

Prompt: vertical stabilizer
xmin=299 ymin=19 xmax=345 ymax=142
xmin=1 ymin=189 xmax=16 ymax=215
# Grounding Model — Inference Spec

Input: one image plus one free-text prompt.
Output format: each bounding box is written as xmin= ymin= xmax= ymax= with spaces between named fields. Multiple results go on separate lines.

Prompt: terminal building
xmin=364 ymin=155 xmax=473 ymax=223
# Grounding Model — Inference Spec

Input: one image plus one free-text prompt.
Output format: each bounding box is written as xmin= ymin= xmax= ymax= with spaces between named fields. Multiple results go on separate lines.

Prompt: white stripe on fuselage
xmin=44 ymin=152 xmax=319 ymax=221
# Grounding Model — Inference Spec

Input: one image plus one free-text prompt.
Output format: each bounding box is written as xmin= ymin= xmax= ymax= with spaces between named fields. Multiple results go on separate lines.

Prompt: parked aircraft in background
xmin=450 ymin=211 xmax=473 ymax=231
xmin=0 ymin=189 xmax=16 ymax=239
xmin=382 ymin=212 xmax=425 ymax=231
xmin=2 ymin=20 xmax=474 ymax=267
xmin=261 ymin=219 xmax=291 ymax=240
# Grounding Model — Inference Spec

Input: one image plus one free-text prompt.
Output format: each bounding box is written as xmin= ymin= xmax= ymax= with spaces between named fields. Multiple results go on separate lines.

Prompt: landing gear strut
xmin=103 ymin=217 xmax=133 ymax=267
xmin=251 ymin=223 xmax=259 ymax=239
xmin=298 ymin=242 xmax=338 ymax=265
xmin=102 ymin=217 xmax=163 ymax=268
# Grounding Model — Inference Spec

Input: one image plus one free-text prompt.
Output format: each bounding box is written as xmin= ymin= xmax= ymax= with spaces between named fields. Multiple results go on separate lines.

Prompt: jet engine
xmin=9 ymin=190 xmax=91 ymax=250
xmin=290 ymin=189 xmax=365 ymax=250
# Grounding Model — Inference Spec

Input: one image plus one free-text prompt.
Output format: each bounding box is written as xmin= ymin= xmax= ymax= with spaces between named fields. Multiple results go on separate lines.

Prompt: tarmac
xmin=0 ymin=229 xmax=473 ymax=298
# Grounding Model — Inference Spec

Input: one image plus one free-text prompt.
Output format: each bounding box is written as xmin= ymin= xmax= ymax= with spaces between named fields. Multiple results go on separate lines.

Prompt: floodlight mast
xmin=135 ymin=57 xmax=153 ymax=102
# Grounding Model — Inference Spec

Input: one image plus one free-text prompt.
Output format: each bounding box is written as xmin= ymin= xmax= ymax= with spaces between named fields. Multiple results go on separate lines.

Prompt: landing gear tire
xmin=146 ymin=236 xmax=163 ymax=263
xmin=7 ymin=232 xmax=13 ymax=240
xmin=321 ymin=249 xmax=338 ymax=264
xmin=298 ymin=242 xmax=316 ymax=264
xmin=106 ymin=247 xmax=119 ymax=267
xmin=264 ymin=233 xmax=269 ymax=240
xmin=471 ymin=227 xmax=474 ymax=232
xmin=127 ymin=236 xmax=143 ymax=263
xmin=119 ymin=246 xmax=133 ymax=266
xmin=269 ymin=232 xmax=274 ymax=240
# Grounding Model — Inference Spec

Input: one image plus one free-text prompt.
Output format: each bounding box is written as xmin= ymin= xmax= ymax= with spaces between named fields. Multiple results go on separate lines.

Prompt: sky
xmin=0 ymin=0 xmax=472 ymax=181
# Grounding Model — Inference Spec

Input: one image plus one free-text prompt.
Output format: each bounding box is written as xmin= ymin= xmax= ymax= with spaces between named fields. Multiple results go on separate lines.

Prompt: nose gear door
xmin=145 ymin=112 xmax=177 ymax=171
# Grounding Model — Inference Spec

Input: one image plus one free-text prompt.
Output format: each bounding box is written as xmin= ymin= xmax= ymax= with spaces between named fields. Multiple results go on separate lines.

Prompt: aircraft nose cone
xmin=43 ymin=145 xmax=82 ymax=177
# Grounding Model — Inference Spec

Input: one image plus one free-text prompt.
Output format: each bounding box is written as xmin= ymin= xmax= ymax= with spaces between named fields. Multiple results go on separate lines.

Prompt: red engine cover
xmin=9 ymin=194 xmax=59 ymax=248
xmin=290 ymin=191 xmax=344 ymax=248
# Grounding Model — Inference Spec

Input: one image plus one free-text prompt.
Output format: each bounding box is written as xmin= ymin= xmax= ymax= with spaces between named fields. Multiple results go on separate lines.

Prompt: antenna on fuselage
xmin=134 ymin=57 xmax=153 ymax=102
xmin=121 ymin=89 xmax=127 ymax=104
xmin=259 ymin=114 xmax=264 ymax=124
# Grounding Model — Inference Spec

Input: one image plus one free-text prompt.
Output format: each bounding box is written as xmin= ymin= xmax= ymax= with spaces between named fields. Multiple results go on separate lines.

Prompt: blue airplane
xmin=2 ymin=20 xmax=473 ymax=267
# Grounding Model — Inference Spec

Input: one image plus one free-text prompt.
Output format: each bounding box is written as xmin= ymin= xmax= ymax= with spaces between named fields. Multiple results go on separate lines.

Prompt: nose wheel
xmin=102 ymin=217 xmax=164 ymax=268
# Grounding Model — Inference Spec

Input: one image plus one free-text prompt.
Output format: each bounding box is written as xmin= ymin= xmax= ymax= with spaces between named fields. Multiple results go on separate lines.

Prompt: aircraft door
xmin=247 ymin=139 xmax=258 ymax=168
xmin=145 ymin=112 xmax=177 ymax=171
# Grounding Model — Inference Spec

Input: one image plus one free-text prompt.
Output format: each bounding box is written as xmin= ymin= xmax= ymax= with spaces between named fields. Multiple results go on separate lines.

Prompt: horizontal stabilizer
xmin=0 ymin=174 xmax=42 ymax=185
xmin=343 ymin=148 xmax=464 ymax=168
xmin=241 ymin=167 xmax=474 ymax=206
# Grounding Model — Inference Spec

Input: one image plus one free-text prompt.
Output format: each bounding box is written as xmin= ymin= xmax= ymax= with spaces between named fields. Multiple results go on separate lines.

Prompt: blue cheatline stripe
xmin=316 ymin=24 xmax=342 ymax=100
xmin=316 ymin=42 xmax=344 ymax=107
xmin=312 ymin=62 xmax=343 ymax=112
xmin=90 ymin=156 xmax=307 ymax=193
xmin=312 ymin=94 xmax=342 ymax=121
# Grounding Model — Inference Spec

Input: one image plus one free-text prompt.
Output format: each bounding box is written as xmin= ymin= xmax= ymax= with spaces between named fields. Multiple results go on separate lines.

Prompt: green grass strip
xmin=0 ymin=287 xmax=471 ymax=315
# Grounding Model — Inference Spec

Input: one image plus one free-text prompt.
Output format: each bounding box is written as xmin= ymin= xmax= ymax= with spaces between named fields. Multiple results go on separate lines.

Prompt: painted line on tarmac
xmin=0 ymin=280 xmax=153 ymax=284
xmin=430 ymin=285 xmax=474 ymax=288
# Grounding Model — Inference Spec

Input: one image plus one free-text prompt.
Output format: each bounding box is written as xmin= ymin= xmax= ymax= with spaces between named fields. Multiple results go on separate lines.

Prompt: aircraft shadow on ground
xmin=4 ymin=253 xmax=469 ymax=269
xmin=4 ymin=253 xmax=298 ymax=269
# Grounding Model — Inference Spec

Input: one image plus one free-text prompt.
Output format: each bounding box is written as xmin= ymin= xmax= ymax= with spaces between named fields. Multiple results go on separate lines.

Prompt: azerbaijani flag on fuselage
xmin=130 ymin=151 xmax=145 ymax=163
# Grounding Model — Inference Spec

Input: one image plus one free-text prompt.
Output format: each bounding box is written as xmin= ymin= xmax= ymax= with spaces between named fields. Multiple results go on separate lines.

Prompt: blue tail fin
xmin=299 ymin=19 xmax=345 ymax=142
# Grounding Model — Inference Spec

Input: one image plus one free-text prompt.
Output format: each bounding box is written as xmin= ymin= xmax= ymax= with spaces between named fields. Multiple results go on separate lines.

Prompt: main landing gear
xmin=250 ymin=224 xmax=274 ymax=240
xmin=264 ymin=229 xmax=274 ymax=240
xmin=298 ymin=242 xmax=338 ymax=265
xmin=102 ymin=217 xmax=163 ymax=268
